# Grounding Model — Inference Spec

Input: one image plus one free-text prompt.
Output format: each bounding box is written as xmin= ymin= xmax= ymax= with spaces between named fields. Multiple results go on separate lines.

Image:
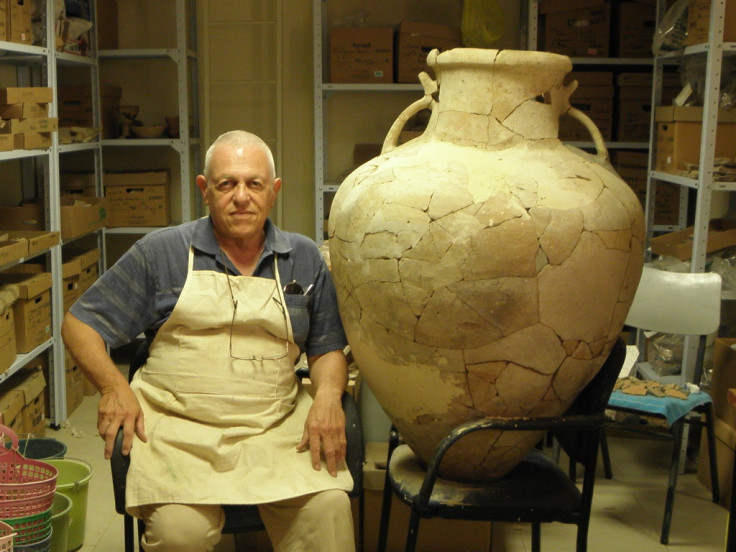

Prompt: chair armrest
xmin=342 ymin=390 xmax=364 ymax=497
xmin=110 ymin=428 xmax=130 ymax=515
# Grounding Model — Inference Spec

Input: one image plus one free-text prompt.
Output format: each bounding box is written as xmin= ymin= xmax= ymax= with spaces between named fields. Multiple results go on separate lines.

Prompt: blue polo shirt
xmin=70 ymin=217 xmax=347 ymax=359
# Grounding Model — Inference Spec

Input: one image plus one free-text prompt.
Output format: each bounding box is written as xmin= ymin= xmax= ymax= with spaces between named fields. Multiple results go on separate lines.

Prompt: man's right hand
xmin=98 ymin=384 xmax=147 ymax=459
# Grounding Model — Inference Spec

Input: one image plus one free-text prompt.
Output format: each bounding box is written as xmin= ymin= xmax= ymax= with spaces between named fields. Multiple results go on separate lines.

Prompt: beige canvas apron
xmin=126 ymin=247 xmax=353 ymax=515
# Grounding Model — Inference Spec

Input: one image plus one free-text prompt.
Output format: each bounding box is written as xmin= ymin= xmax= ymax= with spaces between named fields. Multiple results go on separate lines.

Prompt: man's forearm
xmin=307 ymin=349 xmax=348 ymax=398
xmin=61 ymin=312 xmax=128 ymax=393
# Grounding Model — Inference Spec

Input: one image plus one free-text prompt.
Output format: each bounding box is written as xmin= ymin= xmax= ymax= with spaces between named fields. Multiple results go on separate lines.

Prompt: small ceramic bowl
xmin=131 ymin=124 xmax=167 ymax=139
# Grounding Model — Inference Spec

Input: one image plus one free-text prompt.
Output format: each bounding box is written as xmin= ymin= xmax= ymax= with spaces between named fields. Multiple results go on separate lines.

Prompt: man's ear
xmin=196 ymin=175 xmax=208 ymax=203
xmin=272 ymin=177 xmax=282 ymax=195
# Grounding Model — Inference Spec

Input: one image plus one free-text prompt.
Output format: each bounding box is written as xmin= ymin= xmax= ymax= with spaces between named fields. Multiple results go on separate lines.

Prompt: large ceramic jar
xmin=328 ymin=48 xmax=644 ymax=481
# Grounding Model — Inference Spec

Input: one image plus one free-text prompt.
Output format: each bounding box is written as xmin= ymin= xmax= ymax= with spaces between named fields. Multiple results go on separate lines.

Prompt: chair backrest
xmin=625 ymin=267 xmax=722 ymax=335
xmin=553 ymin=338 xmax=626 ymax=465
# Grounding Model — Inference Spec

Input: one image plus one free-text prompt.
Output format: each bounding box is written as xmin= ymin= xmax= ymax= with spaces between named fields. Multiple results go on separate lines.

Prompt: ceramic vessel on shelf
xmin=131 ymin=125 xmax=166 ymax=139
xmin=328 ymin=48 xmax=644 ymax=482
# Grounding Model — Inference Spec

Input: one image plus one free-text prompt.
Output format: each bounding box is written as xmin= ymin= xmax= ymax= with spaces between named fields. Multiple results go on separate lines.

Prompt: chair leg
xmin=404 ymin=509 xmax=422 ymax=552
xmin=377 ymin=471 xmax=394 ymax=552
xmin=531 ymin=522 xmax=541 ymax=552
xmin=661 ymin=420 xmax=685 ymax=545
xmin=124 ymin=514 xmax=134 ymax=552
xmin=704 ymin=405 xmax=721 ymax=504
xmin=599 ymin=428 xmax=613 ymax=479
xmin=358 ymin=492 xmax=365 ymax=552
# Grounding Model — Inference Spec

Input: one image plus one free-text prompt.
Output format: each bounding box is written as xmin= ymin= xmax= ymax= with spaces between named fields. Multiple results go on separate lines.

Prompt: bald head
xmin=203 ymin=131 xmax=276 ymax=180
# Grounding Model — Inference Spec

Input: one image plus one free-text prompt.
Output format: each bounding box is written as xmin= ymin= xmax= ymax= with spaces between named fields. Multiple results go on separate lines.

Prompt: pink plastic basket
xmin=0 ymin=425 xmax=57 ymax=502
xmin=0 ymin=520 xmax=15 ymax=552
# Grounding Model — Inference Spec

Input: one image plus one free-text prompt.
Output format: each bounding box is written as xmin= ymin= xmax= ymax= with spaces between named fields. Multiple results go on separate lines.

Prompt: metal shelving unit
xmin=98 ymin=0 xmax=200 ymax=239
xmin=644 ymin=1 xmax=735 ymax=387
xmin=0 ymin=0 xmax=104 ymax=426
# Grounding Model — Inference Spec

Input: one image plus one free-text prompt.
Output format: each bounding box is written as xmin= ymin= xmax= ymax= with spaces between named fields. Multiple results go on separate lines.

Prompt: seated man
xmin=62 ymin=130 xmax=355 ymax=552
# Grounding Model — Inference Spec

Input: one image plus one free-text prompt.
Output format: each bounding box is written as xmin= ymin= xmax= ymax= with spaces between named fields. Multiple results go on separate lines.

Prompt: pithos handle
xmin=566 ymin=106 xmax=610 ymax=164
xmin=382 ymin=72 xmax=438 ymax=154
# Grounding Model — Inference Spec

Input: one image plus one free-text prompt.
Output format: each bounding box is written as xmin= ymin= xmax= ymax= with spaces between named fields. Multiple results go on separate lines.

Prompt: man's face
xmin=197 ymin=143 xmax=281 ymax=244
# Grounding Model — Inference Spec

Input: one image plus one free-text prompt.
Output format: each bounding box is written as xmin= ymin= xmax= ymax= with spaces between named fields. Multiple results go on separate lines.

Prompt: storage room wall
xmin=197 ymin=0 xmax=522 ymax=238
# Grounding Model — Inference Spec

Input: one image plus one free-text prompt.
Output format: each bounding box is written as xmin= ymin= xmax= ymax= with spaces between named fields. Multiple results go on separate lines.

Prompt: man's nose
xmin=232 ymin=182 xmax=250 ymax=201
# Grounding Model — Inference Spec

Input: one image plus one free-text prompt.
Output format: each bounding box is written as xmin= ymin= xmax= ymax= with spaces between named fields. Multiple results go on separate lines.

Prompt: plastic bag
xmin=652 ymin=0 xmax=688 ymax=55
xmin=680 ymin=56 xmax=736 ymax=108
xmin=461 ymin=0 xmax=504 ymax=48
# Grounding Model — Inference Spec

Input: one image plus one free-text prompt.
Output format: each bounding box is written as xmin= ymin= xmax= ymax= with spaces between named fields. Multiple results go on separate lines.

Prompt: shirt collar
xmin=192 ymin=216 xmax=292 ymax=260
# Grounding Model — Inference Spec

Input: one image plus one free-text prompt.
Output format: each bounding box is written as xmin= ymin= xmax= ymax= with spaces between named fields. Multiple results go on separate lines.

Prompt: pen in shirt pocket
xmin=303 ymin=284 xmax=314 ymax=296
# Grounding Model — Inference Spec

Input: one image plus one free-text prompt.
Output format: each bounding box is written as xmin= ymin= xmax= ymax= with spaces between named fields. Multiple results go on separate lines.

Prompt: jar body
xmin=329 ymin=49 xmax=644 ymax=481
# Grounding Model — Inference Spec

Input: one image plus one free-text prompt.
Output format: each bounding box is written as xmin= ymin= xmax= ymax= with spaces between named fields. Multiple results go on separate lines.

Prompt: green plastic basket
xmin=2 ymin=507 xmax=52 ymax=544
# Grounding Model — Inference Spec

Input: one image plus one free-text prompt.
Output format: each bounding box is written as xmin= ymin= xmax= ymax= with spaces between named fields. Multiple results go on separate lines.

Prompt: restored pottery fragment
xmin=329 ymin=48 xmax=644 ymax=481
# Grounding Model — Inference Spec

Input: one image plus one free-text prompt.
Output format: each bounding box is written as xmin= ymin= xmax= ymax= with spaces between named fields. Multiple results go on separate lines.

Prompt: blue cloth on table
xmin=608 ymin=389 xmax=712 ymax=426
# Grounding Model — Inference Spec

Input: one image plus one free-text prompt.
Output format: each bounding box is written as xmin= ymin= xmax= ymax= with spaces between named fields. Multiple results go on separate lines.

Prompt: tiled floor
xmin=50 ymin=386 xmax=730 ymax=552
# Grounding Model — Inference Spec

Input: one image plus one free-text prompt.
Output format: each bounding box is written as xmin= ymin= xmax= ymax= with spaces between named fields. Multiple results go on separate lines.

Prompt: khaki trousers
xmin=139 ymin=490 xmax=355 ymax=552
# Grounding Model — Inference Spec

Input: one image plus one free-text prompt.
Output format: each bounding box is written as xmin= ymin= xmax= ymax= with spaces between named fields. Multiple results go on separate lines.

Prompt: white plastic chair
xmin=602 ymin=266 xmax=721 ymax=544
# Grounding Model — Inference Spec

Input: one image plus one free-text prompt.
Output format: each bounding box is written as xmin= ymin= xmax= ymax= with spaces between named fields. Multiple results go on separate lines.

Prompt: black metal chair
xmin=377 ymin=338 xmax=626 ymax=552
xmin=110 ymin=339 xmax=364 ymax=552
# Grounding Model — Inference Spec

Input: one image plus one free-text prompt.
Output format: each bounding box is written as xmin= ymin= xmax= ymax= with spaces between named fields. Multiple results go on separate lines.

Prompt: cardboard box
xmin=60 ymin=196 xmax=109 ymax=240
xmin=0 ymin=272 xmax=53 ymax=354
xmin=0 ymin=2 xmax=7 ymax=42
xmin=3 ymin=230 xmax=59 ymax=256
xmin=8 ymin=368 xmax=46 ymax=436
xmin=650 ymin=219 xmax=736 ymax=260
xmin=330 ymin=27 xmax=394 ymax=84
xmin=710 ymin=338 xmax=736 ymax=428
xmin=614 ymin=151 xmax=680 ymax=225
xmin=64 ymin=248 xmax=100 ymax=294
xmin=616 ymin=1 xmax=656 ymax=57
xmin=0 ymin=301 xmax=16 ymax=375
xmin=64 ymin=350 xmax=84 ymax=416
xmin=541 ymin=2 xmax=611 ymax=57
xmin=361 ymin=442 xmax=492 ymax=552
xmin=97 ymin=0 xmax=119 ymax=50
xmin=616 ymin=73 xmax=680 ymax=141
xmin=687 ymin=0 xmax=736 ymax=46
xmin=104 ymin=170 xmax=170 ymax=227
xmin=697 ymin=414 xmax=735 ymax=508
xmin=0 ymin=388 xmax=24 ymax=435
xmin=0 ymin=103 xmax=49 ymax=119
xmin=8 ymin=0 xmax=32 ymax=45
xmin=654 ymin=106 xmax=736 ymax=174
xmin=0 ymin=134 xmax=13 ymax=152
xmin=395 ymin=21 xmax=462 ymax=84
xmin=61 ymin=171 xmax=96 ymax=196
xmin=58 ymin=86 xmax=122 ymax=139
xmin=14 ymin=132 xmax=53 ymax=150
xmin=559 ymin=72 xmax=614 ymax=141
xmin=0 ymin=88 xmax=52 ymax=105
xmin=0 ymin=203 xmax=44 ymax=232
xmin=0 ymin=239 xmax=27 ymax=266
xmin=0 ymin=117 xmax=58 ymax=135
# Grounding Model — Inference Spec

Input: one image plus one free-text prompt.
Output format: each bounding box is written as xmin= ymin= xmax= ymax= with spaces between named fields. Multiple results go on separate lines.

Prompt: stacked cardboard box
xmin=5 ymin=367 xmax=47 ymax=436
xmin=654 ymin=106 xmax=736 ymax=175
xmin=104 ymin=170 xmax=171 ymax=227
xmin=0 ymin=197 xmax=108 ymax=241
xmin=559 ymin=72 xmax=614 ymax=141
xmin=0 ymin=88 xmax=57 ymax=151
xmin=687 ymin=0 xmax=736 ymax=45
xmin=394 ymin=21 xmax=463 ymax=84
xmin=0 ymin=386 xmax=23 ymax=434
xmin=539 ymin=0 xmax=612 ymax=57
xmin=58 ymin=85 xmax=122 ymax=139
xmin=63 ymin=247 xmax=100 ymax=295
xmin=6 ymin=0 xmax=32 ymax=45
xmin=698 ymin=338 xmax=736 ymax=507
xmin=615 ymin=72 xmax=680 ymax=142
xmin=0 ymin=286 xmax=17 ymax=375
xmin=0 ymin=271 xmax=52 ymax=354
xmin=614 ymin=150 xmax=680 ymax=226
xmin=329 ymin=20 xmax=462 ymax=84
